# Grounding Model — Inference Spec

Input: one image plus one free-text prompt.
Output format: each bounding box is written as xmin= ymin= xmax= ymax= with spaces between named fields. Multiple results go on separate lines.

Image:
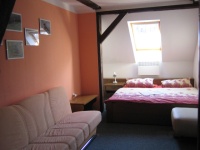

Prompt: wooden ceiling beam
xmin=97 ymin=3 xmax=199 ymax=15
xmin=100 ymin=12 xmax=127 ymax=43
xmin=0 ymin=0 xmax=16 ymax=44
xmin=77 ymin=0 xmax=101 ymax=10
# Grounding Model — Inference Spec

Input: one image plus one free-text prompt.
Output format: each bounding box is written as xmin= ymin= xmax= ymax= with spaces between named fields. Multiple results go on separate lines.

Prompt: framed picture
xmin=25 ymin=28 xmax=39 ymax=46
xmin=6 ymin=12 xmax=22 ymax=32
xmin=40 ymin=19 xmax=51 ymax=35
xmin=6 ymin=40 xmax=24 ymax=60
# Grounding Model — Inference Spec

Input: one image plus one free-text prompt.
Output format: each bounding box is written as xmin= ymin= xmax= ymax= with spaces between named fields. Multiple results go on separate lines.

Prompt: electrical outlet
xmin=72 ymin=93 xmax=77 ymax=97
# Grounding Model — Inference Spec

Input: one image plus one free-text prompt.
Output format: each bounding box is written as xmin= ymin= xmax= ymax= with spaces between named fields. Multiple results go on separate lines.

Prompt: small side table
xmin=70 ymin=95 xmax=98 ymax=112
xmin=104 ymin=82 xmax=125 ymax=99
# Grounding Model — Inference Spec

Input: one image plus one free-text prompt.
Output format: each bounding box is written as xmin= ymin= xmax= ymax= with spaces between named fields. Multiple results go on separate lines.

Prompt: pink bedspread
xmin=105 ymin=87 xmax=198 ymax=104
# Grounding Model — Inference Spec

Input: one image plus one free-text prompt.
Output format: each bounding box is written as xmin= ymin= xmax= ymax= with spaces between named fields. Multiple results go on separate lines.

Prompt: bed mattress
xmin=105 ymin=87 xmax=198 ymax=104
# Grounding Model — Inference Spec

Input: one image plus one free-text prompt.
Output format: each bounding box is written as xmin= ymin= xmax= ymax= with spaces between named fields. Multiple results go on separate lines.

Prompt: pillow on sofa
xmin=161 ymin=78 xmax=192 ymax=88
xmin=124 ymin=78 xmax=154 ymax=88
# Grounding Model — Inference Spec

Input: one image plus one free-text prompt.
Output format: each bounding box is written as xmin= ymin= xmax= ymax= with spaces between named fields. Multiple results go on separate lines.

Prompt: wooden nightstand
xmin=70 ymin=95 xmax=97 ymax=112
xmin=104 ymin=82 xmax=125 ymax=99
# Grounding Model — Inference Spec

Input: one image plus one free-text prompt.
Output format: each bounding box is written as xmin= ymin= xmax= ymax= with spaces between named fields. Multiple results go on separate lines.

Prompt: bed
xmin=105 ymin=78 xmax=198 ymax=126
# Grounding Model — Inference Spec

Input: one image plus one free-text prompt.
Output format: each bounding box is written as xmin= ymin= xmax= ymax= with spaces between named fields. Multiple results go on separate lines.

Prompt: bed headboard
xmin=103 ymin=78 xmax=194 ymax=87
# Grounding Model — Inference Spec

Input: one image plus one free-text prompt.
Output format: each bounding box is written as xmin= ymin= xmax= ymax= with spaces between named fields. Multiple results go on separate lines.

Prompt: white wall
xmin=102 ymin=8 xmax=198 ymax=79
xmin=193 ymin=41 xmax=199 ymax=88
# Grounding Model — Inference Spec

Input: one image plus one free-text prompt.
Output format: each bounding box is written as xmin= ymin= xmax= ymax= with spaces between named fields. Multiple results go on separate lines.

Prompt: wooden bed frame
xmin=105 ymin=78 xmax=197 ymax=126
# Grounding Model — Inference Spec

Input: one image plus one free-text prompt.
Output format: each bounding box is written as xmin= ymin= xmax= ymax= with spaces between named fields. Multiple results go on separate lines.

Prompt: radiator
xmin=138 ymin=62 xmax=160 ymax=75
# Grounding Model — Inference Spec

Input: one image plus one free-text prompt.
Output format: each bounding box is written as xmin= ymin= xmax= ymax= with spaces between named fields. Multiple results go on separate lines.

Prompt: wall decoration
xmin=6 ymin=40 xmax=24 ymax=60
xmin=25 ymin=28 xmax=39 ymax=46
xmin=6 ymin=12 xmax=22 ymax=32
xmin=40 ymin=19 xmax=51 ymax=35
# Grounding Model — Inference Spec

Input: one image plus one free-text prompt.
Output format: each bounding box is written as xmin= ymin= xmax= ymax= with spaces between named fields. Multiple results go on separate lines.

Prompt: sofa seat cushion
xmin=59 ymin=111 xmax=101 ymax=133
xmin=23 ymin=143 xmax=70 ymax=150
xmin=30 ymin=136 xmax=76 ymax=150
xmin=28 ymin=111 xmax=101 ymax=150
xmin=40 ymin=127 xmax=84 ymax=147
xmin=51 ymin=123 xmax=90 ymax=139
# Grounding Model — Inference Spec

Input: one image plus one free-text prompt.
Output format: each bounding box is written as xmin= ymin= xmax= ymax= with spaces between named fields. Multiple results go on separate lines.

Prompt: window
xmin=128 ymin=20 xmax=162 ymax=63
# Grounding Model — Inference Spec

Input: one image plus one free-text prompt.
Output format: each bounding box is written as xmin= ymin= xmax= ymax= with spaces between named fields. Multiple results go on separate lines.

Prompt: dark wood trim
xmin=0 ymin=0 xmax=16 ymax=44
xmin=96 ymin=13 xmax=104 ymax=112
xmin=77 ymin=0 xmax=101 ymax=10
xmin=97 ymin=3 xmax=199 ymax=15
xmin=100 ymin=12 xmax=127 ymax=43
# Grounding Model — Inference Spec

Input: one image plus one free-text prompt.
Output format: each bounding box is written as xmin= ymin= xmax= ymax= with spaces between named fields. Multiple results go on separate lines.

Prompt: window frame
xmin=128 ymin=20 xmax=162 ymax=63
xmin=130 ymin=20 xmax=162 ymax=51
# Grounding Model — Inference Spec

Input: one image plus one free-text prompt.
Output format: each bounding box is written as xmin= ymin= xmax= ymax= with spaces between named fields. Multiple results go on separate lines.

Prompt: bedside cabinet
xmin=70 ymin=95 xmax=97 ymax=112
xmin=104 ymin=82 xmax=125 ymax=100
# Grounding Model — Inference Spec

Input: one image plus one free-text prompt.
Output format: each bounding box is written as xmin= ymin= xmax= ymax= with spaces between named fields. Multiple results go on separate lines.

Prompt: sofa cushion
xmin=13 ymin=105 xmax=38 ymax=142
xmin=31 ymin=136 xmax=76 ymax=150
xmin=48 ymin=87 xmax=72 ymax=123
xmin=51 ymin=123 xmax=90 ymax=139
xmin=18 ymin=93 xmax=54 ymax=136
xmin=30 ymin=122 xmax=91 ymax=149
xmin=59 ymin=111 xmax=101 ymax=133
xmin=41 ymin=128 xmax=84 ymax=148
xmin=23 ymin=143 xmax=70 ymax=150
xmin=0 ymin=106 xmax=28 ymax=150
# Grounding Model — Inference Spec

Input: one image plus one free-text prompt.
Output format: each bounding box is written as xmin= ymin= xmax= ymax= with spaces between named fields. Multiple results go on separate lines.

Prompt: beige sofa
xmin=0 ymin=87 xmax=102 ymax=150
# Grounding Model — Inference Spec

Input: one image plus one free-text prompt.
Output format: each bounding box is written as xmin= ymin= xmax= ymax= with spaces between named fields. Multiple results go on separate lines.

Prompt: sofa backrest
xmin=18 ymin=92 xmax=55 ymax=138
xmin=0 ymin=106 xmax=29 ymax=150
xmin=48 ymin=86 xmax=72 ymax=123
xmin=13 ymin=105 xmax=38 ymax=142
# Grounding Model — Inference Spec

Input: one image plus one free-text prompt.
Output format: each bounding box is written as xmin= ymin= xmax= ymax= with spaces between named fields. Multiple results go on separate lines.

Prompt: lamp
xmin=113 ymin=72 xmax=117 ymax=84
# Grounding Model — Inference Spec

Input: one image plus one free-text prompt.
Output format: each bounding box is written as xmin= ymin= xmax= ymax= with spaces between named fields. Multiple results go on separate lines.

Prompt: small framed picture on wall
xmin=25 ymin=28 xmax=39 ymax=46
xmin=39 ymin=18 xmax=51 ymax=35
xmin=6 ymin=40 xmax=24 ymax=60
xmin=6 ymin=12 xmax=22 ymax=32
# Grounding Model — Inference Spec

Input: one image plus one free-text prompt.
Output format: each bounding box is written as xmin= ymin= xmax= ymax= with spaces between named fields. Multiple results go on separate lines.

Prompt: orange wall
xmin=0 ymin=0 xmax=81 ymax=107
xmin=78 ymin=13 xmax=100 ymax=110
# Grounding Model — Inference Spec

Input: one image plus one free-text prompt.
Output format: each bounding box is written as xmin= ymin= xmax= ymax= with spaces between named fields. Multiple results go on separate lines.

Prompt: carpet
xmin=86 ymin=111 xmax=197 ymax=150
